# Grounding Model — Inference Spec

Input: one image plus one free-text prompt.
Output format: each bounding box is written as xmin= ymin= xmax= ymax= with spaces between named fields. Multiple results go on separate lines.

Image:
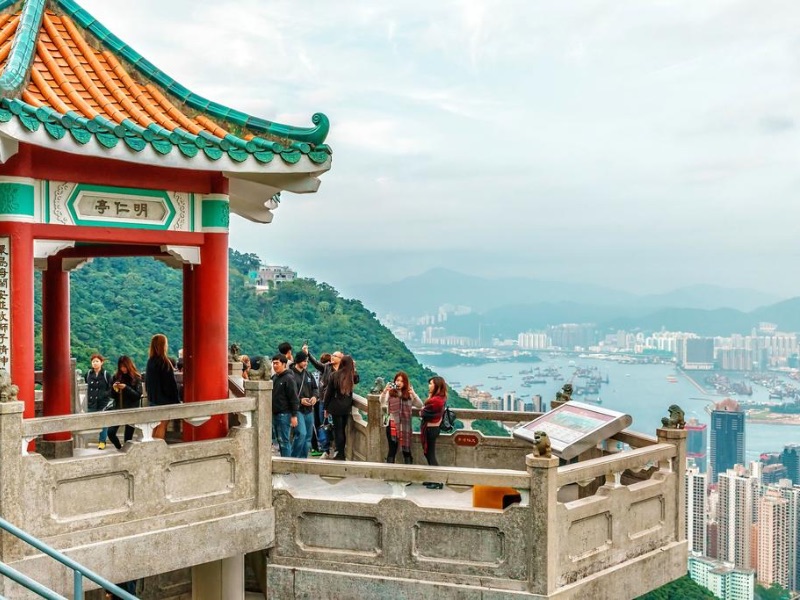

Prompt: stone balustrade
xmin=0 ymin=380 xmax=274 ymax=599
xmin=267 ymin=424 xmax=688 ymax=599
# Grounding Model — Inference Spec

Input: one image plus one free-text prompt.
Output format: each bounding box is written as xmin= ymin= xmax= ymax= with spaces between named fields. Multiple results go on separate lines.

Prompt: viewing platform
xmin=0 ymin=377 xmax=688 ymax=599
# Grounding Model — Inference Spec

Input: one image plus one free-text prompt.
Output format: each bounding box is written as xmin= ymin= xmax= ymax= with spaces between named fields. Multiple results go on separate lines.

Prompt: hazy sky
xmin=79 ymin=1 xmax=800 ymax=296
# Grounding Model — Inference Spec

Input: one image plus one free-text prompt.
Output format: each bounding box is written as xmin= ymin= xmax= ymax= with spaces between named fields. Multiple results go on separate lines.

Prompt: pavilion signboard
xmin=66 ymin=184 xmax=175 ymax=229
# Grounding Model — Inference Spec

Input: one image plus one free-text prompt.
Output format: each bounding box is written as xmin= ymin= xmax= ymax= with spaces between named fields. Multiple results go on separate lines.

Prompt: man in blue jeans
xmin=290 ymin=351 xmax=318 ymax=458
xmin=271 ymin=354 xmax=299 ymax=457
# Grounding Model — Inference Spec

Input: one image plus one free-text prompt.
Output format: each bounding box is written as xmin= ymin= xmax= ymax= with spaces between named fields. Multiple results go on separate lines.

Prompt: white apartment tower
xmin=686 ymin=462 xmax=708 ymax=555
xmin=771 ymin=480 xmax=800 ymax=591
xmin=718 ymin=466 xmax=757 ymax=569
xmin=758 ymin=489 xmax=790 ymax=588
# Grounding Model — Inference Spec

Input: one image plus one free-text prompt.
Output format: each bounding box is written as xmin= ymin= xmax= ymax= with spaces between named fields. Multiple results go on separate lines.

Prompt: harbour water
xmin=426 ymin=355 xmax=800 ymax=462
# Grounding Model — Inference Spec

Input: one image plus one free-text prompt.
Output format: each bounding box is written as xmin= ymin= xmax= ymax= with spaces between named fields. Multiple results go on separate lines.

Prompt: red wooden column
xmin=41 ymin=255 xmax=71 ymax=439
xmin=5 ymin=223 xmax=34 ymax=417
xmin=182 ymin=263 xmax=195 ymax=408
xmin=184 ymin=188 xmax=229 ymax=441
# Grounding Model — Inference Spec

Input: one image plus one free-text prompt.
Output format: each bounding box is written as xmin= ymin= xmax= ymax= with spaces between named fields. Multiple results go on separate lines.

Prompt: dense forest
xmin=635 ymin=575 xmax=716 ymax=599
xmin=34 ymin=248 xmax=505 ymax=436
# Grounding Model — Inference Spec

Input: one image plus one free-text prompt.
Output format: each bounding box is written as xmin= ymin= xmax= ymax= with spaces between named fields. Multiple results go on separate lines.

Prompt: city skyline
xmin=74 ymin=0 xmax=800 ymax=296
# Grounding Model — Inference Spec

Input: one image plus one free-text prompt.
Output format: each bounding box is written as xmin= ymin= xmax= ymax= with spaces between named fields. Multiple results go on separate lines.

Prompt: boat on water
xmin=584 ymin=396 xmax=603 ymax=405
xmin=666 ymin=376 xmax=678 ymax=383
xmin=491 ymin=385 xmax=502 ymax=391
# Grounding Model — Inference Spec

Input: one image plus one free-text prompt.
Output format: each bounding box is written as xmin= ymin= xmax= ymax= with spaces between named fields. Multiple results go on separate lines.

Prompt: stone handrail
xmin=272 ymin=457 xmax=531 ymax=488
xmin=0 ymin=381 xmax=275 ymax=595
xmin=555 ymin=442 xmax=676 ymax=488
xmin=22 ymin=398 xmax=255 ymax=438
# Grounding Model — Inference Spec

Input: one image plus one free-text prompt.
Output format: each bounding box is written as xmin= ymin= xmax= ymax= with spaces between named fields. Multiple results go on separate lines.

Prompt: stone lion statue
xmin=661 ymin=404 xmax=685 ymax=429
xmin=533 ymin=430 xmax=552 ymax=458
xmin=561 ymin=383 xmax=574 ymax=400
xmin=0 ymin=369 xmax=19 ymax=403
xmin=370 ymin=377 xmax=386 ymax=395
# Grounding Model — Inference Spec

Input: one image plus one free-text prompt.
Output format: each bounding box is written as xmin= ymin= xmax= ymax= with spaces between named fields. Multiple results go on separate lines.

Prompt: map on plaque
xmin=513 ymin=401 xmax=632 ymax=460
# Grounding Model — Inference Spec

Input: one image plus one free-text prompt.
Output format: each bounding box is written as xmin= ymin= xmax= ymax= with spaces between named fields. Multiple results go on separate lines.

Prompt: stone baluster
xmin=245 ymin=379 xmax=272 ymax=509
xmin=657 ymin=427 xmax=687 ymax=544
xmin=0 ymin=401 xmax=25 ymax=564
xmin=527 ymin=453 xmax=559 ymax=596
xmin=366 ymin=394 xmax=383 ymax=463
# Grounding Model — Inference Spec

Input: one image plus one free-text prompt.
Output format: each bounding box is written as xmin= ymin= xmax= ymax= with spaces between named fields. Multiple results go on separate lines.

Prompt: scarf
xmin=420 ymin=395 xmax=446 ymax=455
xmin=387 ymin=391 xmax=414 ymax=452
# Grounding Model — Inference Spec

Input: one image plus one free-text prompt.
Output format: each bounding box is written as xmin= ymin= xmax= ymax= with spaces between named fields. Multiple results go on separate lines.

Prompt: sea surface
xmin=423 ymin=354 xmax=800 ymax=462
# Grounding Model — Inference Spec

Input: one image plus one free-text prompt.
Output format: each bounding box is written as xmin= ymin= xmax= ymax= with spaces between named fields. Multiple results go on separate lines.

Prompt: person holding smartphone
xmin=380 ymin=371 xmax=423 ymax=464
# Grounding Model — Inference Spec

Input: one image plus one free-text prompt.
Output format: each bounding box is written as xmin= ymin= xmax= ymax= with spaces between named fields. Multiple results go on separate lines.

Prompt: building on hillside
xmin=757 ymin=489 xmax=790 ymax=588
xmin=686 ymin=461 xmax=707 ymax=555
xmin=686 ymin=418 xmax=708 ymax=472
xmin=251 ymin=264 xmax=296 ymax=291
xmin=710 ymin=399 xmax=745 ymax=483
xmin=688 ymin=554 xmax=755 ymax=600
xmin=718 ymin=465 xmax=758 ymax=569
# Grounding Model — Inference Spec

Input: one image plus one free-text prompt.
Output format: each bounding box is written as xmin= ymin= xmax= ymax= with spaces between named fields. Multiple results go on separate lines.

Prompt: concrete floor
xmin=273 ymin=473 xmax=530 ymax=508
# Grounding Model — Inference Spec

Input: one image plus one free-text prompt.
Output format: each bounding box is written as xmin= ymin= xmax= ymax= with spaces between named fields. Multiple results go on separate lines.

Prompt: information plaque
xmin=512 ymin=401 xmax=632 ymax=460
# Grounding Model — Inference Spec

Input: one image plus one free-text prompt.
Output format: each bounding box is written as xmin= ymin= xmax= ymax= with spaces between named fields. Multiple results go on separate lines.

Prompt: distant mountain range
xmin=350 ymin=268 xmax=794 ymax=337
xmin=352 ymin=268 xmax=782 ymax=317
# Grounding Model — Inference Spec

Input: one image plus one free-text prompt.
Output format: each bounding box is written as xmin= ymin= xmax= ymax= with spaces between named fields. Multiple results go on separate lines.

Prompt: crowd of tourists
xmin=85 ymin=336 xmax=450 ymax=489
xmin=84 ymin=333 xmax=181 ymax=450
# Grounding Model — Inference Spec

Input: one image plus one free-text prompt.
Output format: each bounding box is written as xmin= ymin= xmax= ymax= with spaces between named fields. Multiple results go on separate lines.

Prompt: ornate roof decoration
xmin=0 ymin=0 xmax=332 ymax=168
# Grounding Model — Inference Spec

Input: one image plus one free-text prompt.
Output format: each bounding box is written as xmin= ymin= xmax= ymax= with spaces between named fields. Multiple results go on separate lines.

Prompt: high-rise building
xmin=531 ymin=394 xmax=543 ymax=412
xmin=781 ymin=445 xmax=800 ymax=485
xmin=689 ymin=554 xmax=755 ymax=600
xmin=686 ymin=418 xmax=708 ymax=472
xmin=762 ymin=464 xmax=789 ymax=485
xmin=710 ymin=399 xmax=745 ymax=483
xmin=502 ymin=392 xmax=515 ymax=412
xmin=718 ymin=465 xmax=757 ymax=569
xmin=686 ymin=461 xmax=708 ymax=554
xmin=772 ymin=480 xmax=800 ymax=591
xmin=758 ymin=489 xmax=790 ymax=588
xmin=684 ymin=337 xmax=715 ymax=370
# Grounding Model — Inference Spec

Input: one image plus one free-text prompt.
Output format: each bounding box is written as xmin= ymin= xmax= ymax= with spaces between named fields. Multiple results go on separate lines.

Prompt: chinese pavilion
xmin=0 ymin=0 xmax=332 ymax=442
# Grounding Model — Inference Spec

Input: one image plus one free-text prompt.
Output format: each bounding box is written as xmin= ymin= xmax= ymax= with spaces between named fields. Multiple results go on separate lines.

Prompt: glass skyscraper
xmin=709 ymin=398 xmax=745 ymax=484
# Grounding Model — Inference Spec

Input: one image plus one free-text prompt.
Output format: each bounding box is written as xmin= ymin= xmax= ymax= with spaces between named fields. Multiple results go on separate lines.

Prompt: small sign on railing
xmin=454 ymin=432 xmax=480 ymax=447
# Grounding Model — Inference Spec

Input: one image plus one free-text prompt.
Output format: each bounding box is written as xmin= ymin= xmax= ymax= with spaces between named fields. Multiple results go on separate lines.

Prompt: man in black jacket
xmin=290 ymin=351 xmax=318 ymax=458
xmin=271 ymin=354 xmax=299 ymax=457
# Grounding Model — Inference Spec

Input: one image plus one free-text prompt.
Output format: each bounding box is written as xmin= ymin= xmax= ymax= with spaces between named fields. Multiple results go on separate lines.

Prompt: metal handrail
xmin=0 ymin=516 xmax=137 ymax=599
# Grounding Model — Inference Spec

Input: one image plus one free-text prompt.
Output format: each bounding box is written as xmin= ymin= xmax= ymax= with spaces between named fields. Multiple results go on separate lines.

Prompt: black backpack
xmin=440 ymin=404 xmax=456 ymax=433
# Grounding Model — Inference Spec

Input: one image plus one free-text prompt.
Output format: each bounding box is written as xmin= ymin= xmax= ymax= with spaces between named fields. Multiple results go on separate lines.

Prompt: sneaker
xmin=310 ymin=450 xmax=324 ymax=457
xmin=97 ymin=442 xmax=106 ymax=450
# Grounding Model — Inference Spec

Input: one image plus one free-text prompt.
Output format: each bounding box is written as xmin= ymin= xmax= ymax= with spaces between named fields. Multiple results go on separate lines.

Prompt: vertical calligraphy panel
xmin=0 ymin=236 xmax=10 ymax=372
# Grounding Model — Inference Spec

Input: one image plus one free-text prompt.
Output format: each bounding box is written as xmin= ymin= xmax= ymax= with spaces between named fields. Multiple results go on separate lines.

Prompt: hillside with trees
xmin=34 ymin=249 xmax=505 ymax=436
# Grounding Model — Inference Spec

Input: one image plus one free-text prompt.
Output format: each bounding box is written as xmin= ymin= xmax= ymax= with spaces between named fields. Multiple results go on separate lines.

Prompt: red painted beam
xmin=2 ymin=144 xmax=227 ymax=194
xmin=30 ymin=224 xmax=205 ymax=246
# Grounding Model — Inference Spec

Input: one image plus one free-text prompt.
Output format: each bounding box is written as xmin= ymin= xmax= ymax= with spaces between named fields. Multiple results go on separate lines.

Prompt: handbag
xmin=439 ymin=404 xmax=456 ymax=433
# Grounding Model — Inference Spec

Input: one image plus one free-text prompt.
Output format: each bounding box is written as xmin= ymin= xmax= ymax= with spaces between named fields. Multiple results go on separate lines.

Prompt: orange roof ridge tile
xmin=42 ymin=13 xmax=129 ymax=124
xmin=144 ymin=83 xmax=207 ymax=137
xmin=35 ymin=37 xmax=98 ymax=119
xmin=101 ymin=49 xmax=181 ymax=133
xmin=194 ymin=114 xmax=230 ymax=140
xmin=30 ymin=67 xmax=73 ymax=113
xmin=59 ymin=16 xmax=152 ymax=125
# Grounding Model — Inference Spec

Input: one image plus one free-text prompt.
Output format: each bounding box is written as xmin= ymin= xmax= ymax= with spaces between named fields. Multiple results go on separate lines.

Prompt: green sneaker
xmin=310 ymin=450 xmax=324 ymax=457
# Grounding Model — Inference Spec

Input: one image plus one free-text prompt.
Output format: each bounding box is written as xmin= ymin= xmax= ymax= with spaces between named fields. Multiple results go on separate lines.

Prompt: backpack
xmin=440 ymin=404 xmax=456 ymax=433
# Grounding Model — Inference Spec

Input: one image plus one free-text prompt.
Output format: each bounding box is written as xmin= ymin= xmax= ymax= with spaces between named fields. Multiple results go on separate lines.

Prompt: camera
xmin=388 ymin=383 xmax=396 ymax=390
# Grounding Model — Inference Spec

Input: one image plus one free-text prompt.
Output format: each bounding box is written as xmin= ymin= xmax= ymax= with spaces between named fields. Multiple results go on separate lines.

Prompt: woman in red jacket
xmin=420 ymin=376 xmax=447 ymax=489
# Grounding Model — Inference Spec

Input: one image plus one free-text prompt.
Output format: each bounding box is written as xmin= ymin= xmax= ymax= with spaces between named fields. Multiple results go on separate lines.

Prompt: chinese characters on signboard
xmin=0 ymin=237 xmax=10 ymax=372
xmin=76 ymin=194 xmax=167 ymax=224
